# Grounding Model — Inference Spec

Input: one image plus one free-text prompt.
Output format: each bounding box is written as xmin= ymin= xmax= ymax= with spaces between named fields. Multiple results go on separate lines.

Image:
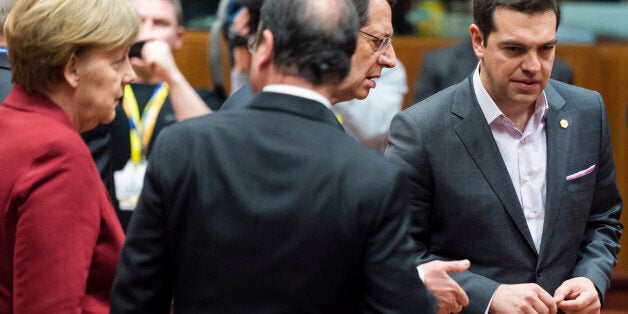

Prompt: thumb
xmin=444 ymin=259 xmax=470 ymax=274
xmin=553 ymin=286 xmax=567 ymax=303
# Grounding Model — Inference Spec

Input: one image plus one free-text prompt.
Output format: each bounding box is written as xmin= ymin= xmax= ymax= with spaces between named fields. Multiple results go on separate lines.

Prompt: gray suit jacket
xmin=386 ymin=77 xmax=623 ymax=313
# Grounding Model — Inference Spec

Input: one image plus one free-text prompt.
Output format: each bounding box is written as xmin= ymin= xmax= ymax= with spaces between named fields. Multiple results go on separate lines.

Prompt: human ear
xmin=469 ymin=24 xmax=485 ymax=59
xmin=257 ymin=29 xmax=274 ymax=67
xmin=64 ymin=53 xmax=80 ymax=88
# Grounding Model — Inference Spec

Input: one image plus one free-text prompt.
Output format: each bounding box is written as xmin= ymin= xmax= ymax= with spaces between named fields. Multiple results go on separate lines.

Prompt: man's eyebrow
xmin=498 ymin=39 xmax=558 ymax=46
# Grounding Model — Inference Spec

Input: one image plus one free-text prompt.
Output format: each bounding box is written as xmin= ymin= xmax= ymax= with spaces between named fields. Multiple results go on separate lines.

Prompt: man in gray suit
xmin=386 ymin=0 xmax=623 ymax=313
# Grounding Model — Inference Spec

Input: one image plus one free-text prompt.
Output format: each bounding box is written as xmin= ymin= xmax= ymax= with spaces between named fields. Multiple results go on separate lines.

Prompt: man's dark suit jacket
xmin=0 ymin=54 xmax=11 ymax=102
xmin=82 ymin=84 xmax=222 ymax=230
xmin=111 ymin=92 xmax=437 ymax=313
xmin=413 ymin=38 xmax=574 ymax=103
xmin=387 ymin=77 xmax=623 ymax=313
xmin=219 ymin=82 xmax=254 ymax=111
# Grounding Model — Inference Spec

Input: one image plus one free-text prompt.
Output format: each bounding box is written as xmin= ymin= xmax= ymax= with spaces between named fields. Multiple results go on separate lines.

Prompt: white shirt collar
xmin=263 ymin=84 xmax=332 ymax=110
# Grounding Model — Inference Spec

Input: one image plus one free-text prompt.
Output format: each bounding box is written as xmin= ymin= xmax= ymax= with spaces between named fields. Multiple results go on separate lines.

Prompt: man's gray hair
xmin=352 ymin=0 xmax=395 ymax=27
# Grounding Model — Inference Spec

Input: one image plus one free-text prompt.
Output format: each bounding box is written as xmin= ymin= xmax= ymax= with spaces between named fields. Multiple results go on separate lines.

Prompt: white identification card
xmin=114 ymin=159 xmax=148 ymax=211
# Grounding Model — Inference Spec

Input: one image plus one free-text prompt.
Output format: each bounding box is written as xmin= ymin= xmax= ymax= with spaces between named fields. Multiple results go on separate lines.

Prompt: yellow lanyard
xmin=122 ymin=83 xmax=169 ymax=164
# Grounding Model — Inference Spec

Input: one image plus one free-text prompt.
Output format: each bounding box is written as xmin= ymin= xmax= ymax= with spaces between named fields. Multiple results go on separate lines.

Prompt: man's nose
xmin=379 ymin=44 xmax=397 ymax=68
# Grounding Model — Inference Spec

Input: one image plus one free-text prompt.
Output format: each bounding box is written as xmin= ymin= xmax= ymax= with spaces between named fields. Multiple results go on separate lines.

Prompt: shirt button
xmin=523 ymin=174 xmax=530 ymax=182
xmin=529 ymin=211 xmax=537 ymax=218
xmin=537 ymin=269 xmax=544 ymax=277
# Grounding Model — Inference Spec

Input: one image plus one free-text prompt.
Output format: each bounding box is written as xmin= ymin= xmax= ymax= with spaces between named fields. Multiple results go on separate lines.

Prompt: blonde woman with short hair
xmin=0 ymin=0 xmax=139 ymax=312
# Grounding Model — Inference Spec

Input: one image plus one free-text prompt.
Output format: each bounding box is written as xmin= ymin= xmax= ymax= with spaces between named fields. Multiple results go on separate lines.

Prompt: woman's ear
xmin=64 ymin=53 xmax=80 ymax=88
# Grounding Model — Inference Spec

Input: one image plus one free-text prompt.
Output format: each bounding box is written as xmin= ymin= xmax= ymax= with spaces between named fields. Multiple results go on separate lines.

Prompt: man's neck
xmin=477 ymin=66 xmax=537 ymax=131
xmin=263 ymin=76 xmax=335 ymax=102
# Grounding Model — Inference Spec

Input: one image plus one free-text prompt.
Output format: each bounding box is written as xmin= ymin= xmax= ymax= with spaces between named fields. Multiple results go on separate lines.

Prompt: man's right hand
xmin=490 ymin=283 xmax=557 ymax=314
xmin=419 ymin=259 xmax=470 ymax=313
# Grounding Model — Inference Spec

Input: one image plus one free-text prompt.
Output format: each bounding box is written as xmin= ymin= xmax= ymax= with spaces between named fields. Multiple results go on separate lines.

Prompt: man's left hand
xmin=553 ymin=277 xmax=601 ymax=314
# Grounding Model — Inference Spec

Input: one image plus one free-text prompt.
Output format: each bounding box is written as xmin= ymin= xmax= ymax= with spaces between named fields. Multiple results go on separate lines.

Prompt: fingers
xmin=453 ymin=282 xmax=469 ymax=307
xmin=553 ymin=286 xmax=567 ymax=305
xmin=136 ymin=40 xmax=180 ymax=82
xmin=556 ymin=292 xmax=599 ymax=312
xmin=443 ymin=259 xmax=470 ymax=274
xmin=419 ymin=259 xmax=470 ymax=312
xmin=491 ymin=283 xmax=557 ymax=314
xmin=554 ymin=277 xmax=601 ymax=313
xmin=536 ymin=289 xmax=558 ymax=314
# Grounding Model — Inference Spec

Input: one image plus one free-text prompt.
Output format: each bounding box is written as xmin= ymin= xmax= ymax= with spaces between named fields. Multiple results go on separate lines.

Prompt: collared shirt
xmin=263 ymin=84 xmax=332 ymax=110
xmin=473 ymin=65 xmax=548 ymax=253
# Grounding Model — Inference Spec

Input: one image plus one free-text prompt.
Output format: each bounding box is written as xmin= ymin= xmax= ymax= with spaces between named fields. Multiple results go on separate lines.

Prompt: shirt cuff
xmin=417 ymin=265 xmax=426 ymax=284
xmin=485 ymin=291 xmax=496 ymax=314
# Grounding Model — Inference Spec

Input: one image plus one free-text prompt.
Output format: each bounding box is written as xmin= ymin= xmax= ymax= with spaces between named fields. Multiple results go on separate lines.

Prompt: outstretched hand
xmin=419 ymin=259 xmax=470 ymax=313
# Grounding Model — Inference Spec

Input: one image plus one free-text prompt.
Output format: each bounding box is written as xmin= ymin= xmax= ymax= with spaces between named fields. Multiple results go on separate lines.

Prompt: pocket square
xmin=566 ymin=165 xmax=596 ymax=181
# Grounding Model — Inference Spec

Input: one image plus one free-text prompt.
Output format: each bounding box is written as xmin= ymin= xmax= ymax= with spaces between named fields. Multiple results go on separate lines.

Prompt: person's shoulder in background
xmin=219 ymin=83 xmax=254 ymax=112
xmin=195 ymin=88 xmax=223 ymax=111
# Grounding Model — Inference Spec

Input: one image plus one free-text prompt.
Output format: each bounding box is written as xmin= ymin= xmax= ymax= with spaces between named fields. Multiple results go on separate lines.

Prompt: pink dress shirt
xmin=472 ymin=67 xmax=549 ymax=253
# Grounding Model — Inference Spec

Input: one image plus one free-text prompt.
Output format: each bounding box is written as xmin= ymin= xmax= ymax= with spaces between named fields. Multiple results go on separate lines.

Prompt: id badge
xmin=114 ymin=159 xmax=148 ymax=211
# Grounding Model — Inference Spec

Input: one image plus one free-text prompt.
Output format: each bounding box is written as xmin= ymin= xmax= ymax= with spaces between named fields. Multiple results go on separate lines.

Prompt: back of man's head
xmin=261 ymin=0 xmax=359 ymax=85
xmin=1 ymin=0 xmax=15 ymax=38
xmin=473 ymin=0 xmax=560 ymax=44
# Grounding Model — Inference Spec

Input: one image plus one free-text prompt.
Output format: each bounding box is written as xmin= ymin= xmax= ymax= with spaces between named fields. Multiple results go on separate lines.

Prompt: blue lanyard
xmin=0 ymin=47 xmax=7 ymax=55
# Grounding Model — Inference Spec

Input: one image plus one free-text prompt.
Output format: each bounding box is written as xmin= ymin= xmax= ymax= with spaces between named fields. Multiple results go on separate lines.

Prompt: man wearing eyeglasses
xmin=82 ymin=0 xmax=223 ymax=231
xmin=220 ymin=0 xmax=396 ymax=108
xmin=111 ymin=0 xmax=439 ymax=312
xmin=220 ymin=1 xmax=471 ymax=313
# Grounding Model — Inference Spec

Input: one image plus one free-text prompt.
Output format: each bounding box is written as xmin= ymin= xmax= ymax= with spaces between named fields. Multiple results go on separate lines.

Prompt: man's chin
xmin=353 ymin=88 xmax=370 ymax=100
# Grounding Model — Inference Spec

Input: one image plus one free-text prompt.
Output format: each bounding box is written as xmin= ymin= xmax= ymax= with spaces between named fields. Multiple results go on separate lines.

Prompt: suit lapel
xmin=248 ymin=92 xmax=345 ymax=132
xmin=452 ymin=78 xmax=537 ymax=253
xmin=539 ymin=82 xmax=570 ymax=256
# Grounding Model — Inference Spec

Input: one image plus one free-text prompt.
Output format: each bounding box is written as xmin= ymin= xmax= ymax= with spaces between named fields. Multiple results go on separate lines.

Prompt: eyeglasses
xmin=359 ymin=30 xmax=392 ymax=54
xmin=247 ymin=21 xmax=264 ymax=54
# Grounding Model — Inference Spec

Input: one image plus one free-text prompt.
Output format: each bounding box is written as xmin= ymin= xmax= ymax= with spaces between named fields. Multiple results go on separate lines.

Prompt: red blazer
xmin=0 ymin=85 xmax=125 ymax=313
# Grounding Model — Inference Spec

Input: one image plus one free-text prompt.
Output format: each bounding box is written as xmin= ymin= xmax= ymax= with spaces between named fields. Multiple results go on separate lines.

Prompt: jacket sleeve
xmin=385 ymin=110 xmax=500 ymax=314
xmin=570 ymin=93 xmax=623 ymax=302
xmin=362 ymin=169 xmax=437 ymax=313
xmin=110 ymin=132 xmax=174 ymax=314
xmin=12 ymin=141 xmax=102 ymax=312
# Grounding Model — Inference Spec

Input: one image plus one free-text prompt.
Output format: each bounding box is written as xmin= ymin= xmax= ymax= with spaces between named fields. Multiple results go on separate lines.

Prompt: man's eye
xmin=541 ymin=45 xmax=555 ymax=51
xmin=504 ymin=46 xmax=523 ymax=53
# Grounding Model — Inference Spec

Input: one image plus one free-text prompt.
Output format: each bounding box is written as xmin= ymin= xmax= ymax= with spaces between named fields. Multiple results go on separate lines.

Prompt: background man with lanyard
xmin=83 ymin=0 xmax=221 ymax=230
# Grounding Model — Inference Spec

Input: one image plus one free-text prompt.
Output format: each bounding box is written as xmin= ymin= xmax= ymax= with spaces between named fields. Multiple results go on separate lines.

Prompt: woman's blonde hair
xmin=4 ymin=0 xmax=140 ymax=95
